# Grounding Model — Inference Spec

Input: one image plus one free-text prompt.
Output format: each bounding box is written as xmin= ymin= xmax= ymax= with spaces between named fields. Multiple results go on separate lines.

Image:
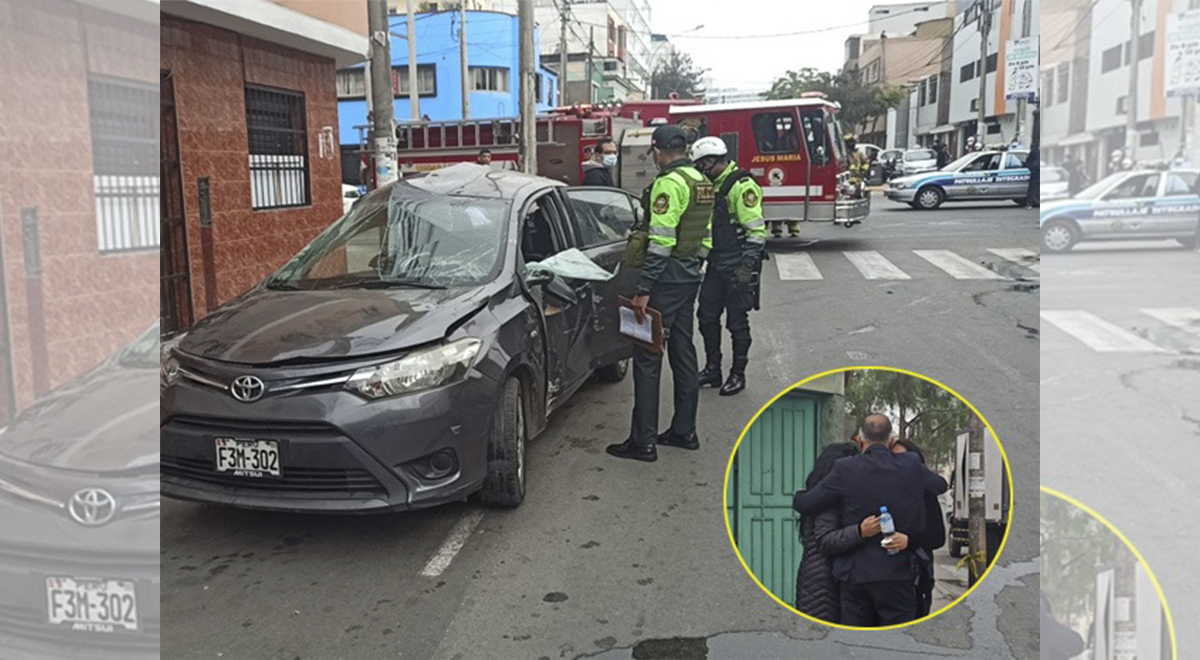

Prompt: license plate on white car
xmin=46 ymin=577 xmax=138 ymax=632
xmin=215 ymin=437 xmax=281 ymax=477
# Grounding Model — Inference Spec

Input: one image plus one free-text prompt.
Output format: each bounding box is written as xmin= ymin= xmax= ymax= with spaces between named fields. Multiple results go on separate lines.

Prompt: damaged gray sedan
xmin=160 ymin=164 xmax=639 ymax=511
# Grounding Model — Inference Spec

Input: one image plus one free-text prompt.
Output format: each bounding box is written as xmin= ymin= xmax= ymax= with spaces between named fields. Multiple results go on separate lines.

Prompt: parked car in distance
xmin=899 ymin=148 xmax=938 ymax=176
xmin=342 ymin=184 xmax=362 ymax=215
xmin=160 ymin=164 xmax=639 ymax=513
xmin=1040 ymin=166 xmax=1070 ymax=202
xmin=874 ymin=148 xmax=904 ymax=184
xmin=1040 ymin=168 xmax=1200 ymax=252
xmin=0 ymin=321 xmax=160 ymax=659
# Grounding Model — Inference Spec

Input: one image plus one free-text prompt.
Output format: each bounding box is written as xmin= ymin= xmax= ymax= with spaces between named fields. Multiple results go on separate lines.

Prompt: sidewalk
xmin=931 ymin=493 xmax=969 ymax=614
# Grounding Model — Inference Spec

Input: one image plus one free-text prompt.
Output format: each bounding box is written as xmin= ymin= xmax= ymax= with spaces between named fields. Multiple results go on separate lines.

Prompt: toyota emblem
xmin=230 ymin=375 xmax=266 ymax=402
xmin=67 ymin=488 xmax=117 ymax=526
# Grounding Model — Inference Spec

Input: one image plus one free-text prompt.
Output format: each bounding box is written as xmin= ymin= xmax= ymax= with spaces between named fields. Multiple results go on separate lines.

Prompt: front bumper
xmin=835 ymin=194 xmax=870 ymax=223
xmin=160 ymin=371 xmax=498 ymax=513
xmin=884 ymin=187 xmax=918 ymax=203
xmin=0 ymin=531 xmax=158 ymax=660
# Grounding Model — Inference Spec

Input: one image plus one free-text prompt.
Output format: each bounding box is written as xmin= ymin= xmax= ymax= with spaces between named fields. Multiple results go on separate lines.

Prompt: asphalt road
xmin=1041 ymin=239 xmax=1200 ymax=655
xmin=160 ymin=200 xmax=1040 ymax=660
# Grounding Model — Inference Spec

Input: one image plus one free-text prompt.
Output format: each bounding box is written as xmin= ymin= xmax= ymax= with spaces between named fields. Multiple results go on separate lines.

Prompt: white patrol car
xmin=1039 ymin=168 xmax=1200 ymax=252
xmin=885 ymin=149 xmax=1032 ymax=210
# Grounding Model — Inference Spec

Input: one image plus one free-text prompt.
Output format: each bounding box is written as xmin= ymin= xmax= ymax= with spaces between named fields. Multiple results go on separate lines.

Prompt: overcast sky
xmin=648 ymin=0 xmax=906 ymax=91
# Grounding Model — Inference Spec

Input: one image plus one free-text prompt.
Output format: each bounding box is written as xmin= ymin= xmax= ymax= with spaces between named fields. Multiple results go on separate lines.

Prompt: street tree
xmin=762 ymin=67 xmax=905 ymax=134
xmin=651 ymin=50 xmax=705 ymax=100
xmin=843 ymin=370 xmax=972 ymax=471
xmin=1040 ymin=493 xmax=1119 ymax=629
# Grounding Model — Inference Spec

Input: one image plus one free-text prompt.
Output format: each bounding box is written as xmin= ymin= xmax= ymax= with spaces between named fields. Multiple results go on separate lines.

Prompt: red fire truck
xmin=616 ymin=94 xmax=870 ymax=229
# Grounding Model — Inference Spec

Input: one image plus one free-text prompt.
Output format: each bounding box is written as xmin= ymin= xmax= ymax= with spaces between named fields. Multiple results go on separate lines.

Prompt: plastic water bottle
xmin=879 ymin=506 xmax=898 ymax=555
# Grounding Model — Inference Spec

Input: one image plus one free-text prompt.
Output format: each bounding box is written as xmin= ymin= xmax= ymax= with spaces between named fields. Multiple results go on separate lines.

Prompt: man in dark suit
xmin=792 ymin=413 xmax=949 ymax=626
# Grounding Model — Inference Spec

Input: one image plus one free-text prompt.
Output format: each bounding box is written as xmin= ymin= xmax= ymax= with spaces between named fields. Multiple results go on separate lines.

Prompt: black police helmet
xmin=651 ymin=125 xmax=688 ymax=150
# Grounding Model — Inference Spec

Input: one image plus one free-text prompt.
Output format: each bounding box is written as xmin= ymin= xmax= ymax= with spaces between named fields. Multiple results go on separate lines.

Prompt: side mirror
xmin=815 ymin=145 xmax=827 ymax=165
xmin=525 ymin=269 xmax=554 ymax=287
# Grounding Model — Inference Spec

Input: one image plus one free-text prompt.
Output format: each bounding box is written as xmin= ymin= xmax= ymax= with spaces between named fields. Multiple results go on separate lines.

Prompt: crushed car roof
xmin=396 ymin=163 xmax=562 ymax=200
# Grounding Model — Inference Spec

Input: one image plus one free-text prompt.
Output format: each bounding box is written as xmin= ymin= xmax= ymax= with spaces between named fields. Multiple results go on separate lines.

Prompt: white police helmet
xmin=689 ymin=136 xmax=728 ymax=162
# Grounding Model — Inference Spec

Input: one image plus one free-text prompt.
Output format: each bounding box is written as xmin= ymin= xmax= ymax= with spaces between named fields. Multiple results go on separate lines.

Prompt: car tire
xmin=1042 ymin=220 xmax=1078 ymax=253
xmin=594 ymin=358 xmax=629 ymax=383
xmin=479 ymin=377 xmax=525 ymax=508
xmin=915 ymin=186 xmax=944 ymax=210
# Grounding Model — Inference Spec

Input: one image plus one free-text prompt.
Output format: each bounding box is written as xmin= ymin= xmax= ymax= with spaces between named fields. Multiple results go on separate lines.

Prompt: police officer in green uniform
xmin=689 ymin=137 xmax=767 ymax=396
xmin=607 ymin=125 xmax=714 ymax=461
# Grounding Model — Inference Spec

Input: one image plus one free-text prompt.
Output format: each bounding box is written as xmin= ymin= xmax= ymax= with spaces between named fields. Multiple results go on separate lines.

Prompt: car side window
xmin=1164 ymin=172 xmax=1197 ymax=196
xmin=1005 ymin=153 xmax=1028 ymax=169
xmin=961 ymin=154 xmax=1001 ymax=172
xmin=562 ymin=188 xmax=637 ymax=248
xmin=1106 ymin=174 xmax=1159 ymax=200
xmin=752 ymin=112 xmax=801 ymax=154
xmin=521 ymin=195 xmax=566 ymax=264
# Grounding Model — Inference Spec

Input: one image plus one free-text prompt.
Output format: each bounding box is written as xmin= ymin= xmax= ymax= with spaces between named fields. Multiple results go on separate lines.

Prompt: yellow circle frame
xmin=721 ymin=366 xmax=1016 ymax=631
xmin=1040 ymin=485 xmax=1179 ymax=660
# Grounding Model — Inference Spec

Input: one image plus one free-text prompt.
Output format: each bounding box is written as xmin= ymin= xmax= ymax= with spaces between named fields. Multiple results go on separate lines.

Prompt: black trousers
xmin=697 ymin=268 xmax=753 ymax=373
xmin=840 ymin=580 xmax=917 ymax=627
xmin=629 ymin=281 xmax=701 ymax=448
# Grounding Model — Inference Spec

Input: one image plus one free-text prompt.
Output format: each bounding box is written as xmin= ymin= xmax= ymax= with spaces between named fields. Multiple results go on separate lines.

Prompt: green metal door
xmin=728 ymin=394 xmax=820 ymax=606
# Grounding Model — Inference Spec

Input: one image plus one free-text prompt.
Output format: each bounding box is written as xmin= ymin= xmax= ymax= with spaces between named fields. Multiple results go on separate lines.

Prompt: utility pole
xmin=559 ymin=0 xmax=569 ymax=106
xmin=460 ymin=0 xmax=470 ymax=119
xmin=1126 ymin=0 xmax=1143 ymax=162
xmin=407 ymin=0 xmax=420 ymax=120
xmin=1014 ymin=0 xmax=1033 ymax=145
xmin=976 ymin=0 xmax=992 ymax=145
xmin=367 ymin=0 xmax=398 ymax=186
xmin=518 ymin=0 xmax=537 ymax=173
xmin=967 ymin=416 xmax=986 ymax=588
xmin=587 ymin=26 xmax=595 ymax=105
xmin=1113 ymin=544 xmax=1138 ymax=660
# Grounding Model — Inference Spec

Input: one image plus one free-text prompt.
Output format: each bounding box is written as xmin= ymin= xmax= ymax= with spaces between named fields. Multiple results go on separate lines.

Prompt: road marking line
xmin=843 ymin=251 xmax=912 ymax=280
xmin=987 ymin=248 xmax=1040 ymax=273
xmin=1141 ymin=308 xmax=1200 ymax=337
xmin=1041 ymin=311 xmax=1168 ymax=353
xmin=419 ymin=509 xmax=485 ymax=577
xmin=774 ymin=253 xmax=823 ymax=280
xmin=913 ymin=249 xmax=1006 ymax=280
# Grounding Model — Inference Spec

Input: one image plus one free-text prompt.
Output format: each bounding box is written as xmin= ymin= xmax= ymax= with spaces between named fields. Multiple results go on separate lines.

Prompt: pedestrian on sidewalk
xmin=607 ymin=125 xmax=713 ymax=462
xmin=689 ymin=137 xmax=767 ymax=397
xmin=1024 ymin=145 xmax=1040 ymax=208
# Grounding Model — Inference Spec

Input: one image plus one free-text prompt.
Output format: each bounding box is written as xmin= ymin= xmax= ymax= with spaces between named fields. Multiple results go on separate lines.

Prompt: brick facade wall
xmin=160 ymin=16 xmax=345 ymax=319
xmin=0 ymin=0 xmax=158 ymax=418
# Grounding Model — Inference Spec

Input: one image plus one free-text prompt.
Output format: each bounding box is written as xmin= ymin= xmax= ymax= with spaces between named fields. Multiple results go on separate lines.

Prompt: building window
xmin=1101 ymin=45 xmax=1123 ymax=73
xmin=536 ymin=74 xmax=543 ymax=102
xmin=960 ymin=62 xmax=975 ymax=83
xmin=986 ymin=53 xmax=998 ymax=74
xmin=987 ymin=123 xmax=1002 ymax=134
xmin=470 ymin=66 xmax=510 ymax=92
xmin=246 ymin=86 xmax=310 ymax=211
xmin=970 ymin=97 xmax=980 ymax=112
xmin=336 ymin=68 xmax=367 ymax=99
xmin=964 ymin=3 xmax=979 ymax=24
xmin=89 ymin=76 xmax=160 ymax=253
xmin=919 ymin=80 xmax=927 ymax=106
xmin=1044 ymin=70 xmax=1055 ymax=107
xmin=1116 ymin=95 xmax=1127 ymax=114
xmin=391 ymin=64 xmax=437 ymax=96
xmin=1125 ymin=32 xmax=1156 ymax=63
xmin=1140 ymin=131 xmax=1159 ymax=146
xmin=1056 ymin=63 xmax=1069 ymax=104
xmin=928 ymin=75 xmax=938 ymax=104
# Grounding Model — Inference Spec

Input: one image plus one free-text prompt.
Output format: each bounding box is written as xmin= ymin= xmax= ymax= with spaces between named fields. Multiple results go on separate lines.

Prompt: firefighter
xmin=688 ymin=136 xmax=767 ymax=396
xmin=608 ymin=124 xmax=714 ymax=461
xmin=845 ymin=134 xmax=870 ymax=185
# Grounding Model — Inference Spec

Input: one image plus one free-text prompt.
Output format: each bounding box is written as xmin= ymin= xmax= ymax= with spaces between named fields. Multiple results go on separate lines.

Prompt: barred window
xmin=246 ymin=86 xmax=310 ymax=210
xmin=89 ymin=76 xmax=159 ymax=253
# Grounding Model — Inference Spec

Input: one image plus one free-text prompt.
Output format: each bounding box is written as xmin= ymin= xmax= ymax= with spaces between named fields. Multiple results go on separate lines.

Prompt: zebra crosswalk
xmin=770 ymin=247 xmax=1038 ymax=282
xmin=1042 ymin=307 xmax=1200 ymax=354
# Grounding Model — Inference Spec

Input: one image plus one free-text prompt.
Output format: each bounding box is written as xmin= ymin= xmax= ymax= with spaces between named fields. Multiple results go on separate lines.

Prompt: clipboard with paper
xmin=616 ymin=296 xmax=663 ymax=355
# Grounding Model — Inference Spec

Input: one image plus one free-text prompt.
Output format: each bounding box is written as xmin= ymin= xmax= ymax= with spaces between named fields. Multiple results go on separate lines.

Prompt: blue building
xmin=337 ymin=10 xmax=559 ymax=149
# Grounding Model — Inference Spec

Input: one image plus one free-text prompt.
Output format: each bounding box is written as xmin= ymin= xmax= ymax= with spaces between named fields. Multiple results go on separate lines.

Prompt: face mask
xmin=602 ymin=154 xmax=618 ymax=168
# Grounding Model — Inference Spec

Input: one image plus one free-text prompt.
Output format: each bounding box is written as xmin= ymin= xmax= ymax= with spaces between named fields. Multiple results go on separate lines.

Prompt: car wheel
xmin=594 ymin=358 xmax=629 ymax=383
xmin=479 ymin=377 xmax=525 ymax=507
xmin=1042 ymin=220 xmax=1078 ymax=253
xmin=915 ymin=186 xmax=944 ymax=210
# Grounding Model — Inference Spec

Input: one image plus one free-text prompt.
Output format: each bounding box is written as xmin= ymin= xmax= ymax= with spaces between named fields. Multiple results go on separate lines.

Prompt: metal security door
xmin=729 ymin=394 xmax=819 ymax=606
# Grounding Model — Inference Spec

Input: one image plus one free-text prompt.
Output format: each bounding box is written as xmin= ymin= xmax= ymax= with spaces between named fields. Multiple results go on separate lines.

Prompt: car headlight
xmin=346 ymin=338 xmax=483 ymax=399
xmin=160 ymin=334 xmax=184 ymax=389
xmin=890 ymin=182 xmax=908 ymax=190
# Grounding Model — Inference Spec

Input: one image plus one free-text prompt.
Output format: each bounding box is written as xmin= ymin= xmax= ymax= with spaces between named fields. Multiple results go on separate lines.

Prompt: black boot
xmin=606 ymin=438 xmax=658 ymax=462
xmin=698 ymin=363 xmax=723 ymax=388
xmin=719 ymin=371 xmax=746 ymax=396
xmin=656 ymin=430 xmax=700 ymax=450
